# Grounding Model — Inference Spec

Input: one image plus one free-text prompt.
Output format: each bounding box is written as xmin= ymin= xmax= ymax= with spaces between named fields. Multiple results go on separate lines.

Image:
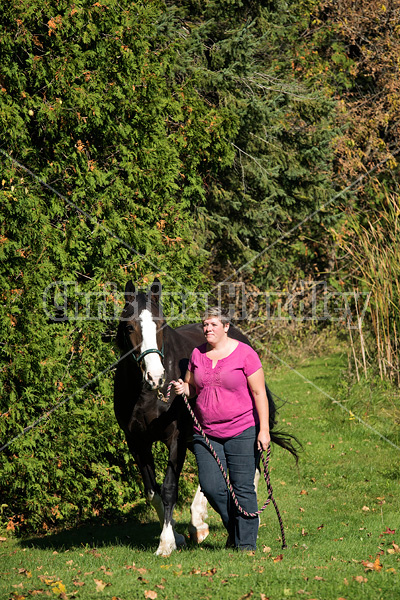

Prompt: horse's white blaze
xmin=139 ymin=309 xmax=165 ymax=386
xmin=155 ymin=522 xmax=186 ymax=557
xmin=188 ymin=485 xmax=209 ymax=544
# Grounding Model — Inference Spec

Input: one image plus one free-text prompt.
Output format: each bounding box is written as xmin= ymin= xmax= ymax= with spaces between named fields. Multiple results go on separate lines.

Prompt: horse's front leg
xmin=155 ymin=436 xmax=186 ymax=557
xmin=126 ymin=438 xmax=165 ymax=526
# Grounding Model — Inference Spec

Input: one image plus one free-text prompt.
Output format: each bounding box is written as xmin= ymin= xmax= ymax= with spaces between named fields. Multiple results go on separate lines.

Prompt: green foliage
xmin=169 ymin=0 xmax=339 ymax=286
xmin=0 ymin=0 xmax=229 ymax=532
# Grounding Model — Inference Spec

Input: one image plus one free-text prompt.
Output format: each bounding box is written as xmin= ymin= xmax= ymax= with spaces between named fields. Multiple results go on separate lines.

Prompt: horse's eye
xmin=126 ymin=325 xmax=134 ymax=333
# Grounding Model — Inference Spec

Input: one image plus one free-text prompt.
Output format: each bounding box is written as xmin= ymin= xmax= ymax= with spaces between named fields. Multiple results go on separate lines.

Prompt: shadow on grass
xmin=19 ymin=503 xmax=192 ymax=553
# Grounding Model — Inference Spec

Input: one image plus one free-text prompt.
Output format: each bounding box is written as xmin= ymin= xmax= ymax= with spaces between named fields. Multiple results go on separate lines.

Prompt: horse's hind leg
xmin=188 ymin=485 xmax=209 ymax=544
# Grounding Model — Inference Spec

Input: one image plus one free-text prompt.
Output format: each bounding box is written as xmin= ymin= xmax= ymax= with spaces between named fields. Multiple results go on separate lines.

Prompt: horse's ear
xmin=150 ymin=278 xmax=162 ymax=304
xmin=124 ymin=280 xmax=136 ymax=304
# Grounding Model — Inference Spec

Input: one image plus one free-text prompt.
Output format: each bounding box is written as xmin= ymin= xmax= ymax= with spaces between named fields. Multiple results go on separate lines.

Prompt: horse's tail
xmin=267 ymin=384 xmax=301 ymax=464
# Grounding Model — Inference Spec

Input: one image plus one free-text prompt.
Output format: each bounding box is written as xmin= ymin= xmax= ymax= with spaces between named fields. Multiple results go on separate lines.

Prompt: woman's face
xmin=203 ymin=317 xmax=229 ymax=345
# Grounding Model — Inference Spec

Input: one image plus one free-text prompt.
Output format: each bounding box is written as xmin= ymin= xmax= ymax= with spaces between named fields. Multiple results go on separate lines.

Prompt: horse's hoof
xmin=174 ymin=532 xmax=186 ymax=548
xmin=155 ymin=543 xmax=175 ymax=557
xmin=188 ymin=523 xmax=209 ymax=544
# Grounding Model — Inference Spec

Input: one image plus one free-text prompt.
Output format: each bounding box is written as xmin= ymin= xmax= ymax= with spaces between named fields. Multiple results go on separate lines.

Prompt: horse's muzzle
xmin=145 ymin=370 xmax=166 ymax=390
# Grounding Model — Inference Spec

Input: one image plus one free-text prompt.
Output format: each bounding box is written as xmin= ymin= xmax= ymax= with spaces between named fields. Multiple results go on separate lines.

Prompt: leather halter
xmin=131 ymin=346 xmax=164 ymax=364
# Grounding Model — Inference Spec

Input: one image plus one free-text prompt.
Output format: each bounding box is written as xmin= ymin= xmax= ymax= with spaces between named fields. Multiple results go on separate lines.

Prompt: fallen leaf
xmin=317 ymin=524 xmax=324 ymax=530
xmin=380 ymin=527 xmax=395 ymax=536
xmin=144 ymin=591 xmax=157 ymax=600
xmin=273 ymin=554 xmax=283 ymax=563
xmin=260 ymin=594 xmax=270 ymax=600
xmin=51 ymin=582 xmax=66 ymax=595
xmin=72 ymin=580 xmax=85 ymax=587
xmin=362 ymin=556 xmax=382 ymax=571
xmin=0 ymin=536 xmax=7 ymax=542
xmin=314 ymin=576 xmax=325 ymax=580
xmin=201 ymin=568 xmax=217 ymax=577
xmin=262 ymin=546 xmax=272 ymax=553
xmin=240 ymin=591 xmax=253 ymax=600
xmin=18 ymin=568 xmax=32 ymax=578
xmin=94 ymin=579 xmax=110 ymax=592
xmin=362 ymin=506 xmax=370 ymax=512
xmin=354 ymin=575 xmax=368 ymax=583
xmin=300 ymin=490 xmax=308 ymax=495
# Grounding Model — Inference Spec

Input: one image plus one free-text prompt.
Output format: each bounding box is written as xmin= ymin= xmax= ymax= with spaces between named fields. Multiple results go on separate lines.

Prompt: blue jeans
xmin=193 ymin=426 xmax=259 ymax=550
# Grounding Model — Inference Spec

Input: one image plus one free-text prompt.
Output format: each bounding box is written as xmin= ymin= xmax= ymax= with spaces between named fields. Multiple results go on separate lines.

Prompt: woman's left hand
xmin=257 ymin=430 xmax=271 ymax=452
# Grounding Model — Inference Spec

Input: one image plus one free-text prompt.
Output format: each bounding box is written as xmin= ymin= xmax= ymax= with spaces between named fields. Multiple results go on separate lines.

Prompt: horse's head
xmin=117 ymin=278 xmax=166 ymax=390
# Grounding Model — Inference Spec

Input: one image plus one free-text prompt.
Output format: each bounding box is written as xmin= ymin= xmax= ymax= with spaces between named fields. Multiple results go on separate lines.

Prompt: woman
xmin=173 ymin=307 xmax=270 ymax=550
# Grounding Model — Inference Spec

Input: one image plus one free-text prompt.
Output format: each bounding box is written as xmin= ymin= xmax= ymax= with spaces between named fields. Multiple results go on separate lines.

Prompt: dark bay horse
xmin=114 ymin=278 xmax=298 ymax=556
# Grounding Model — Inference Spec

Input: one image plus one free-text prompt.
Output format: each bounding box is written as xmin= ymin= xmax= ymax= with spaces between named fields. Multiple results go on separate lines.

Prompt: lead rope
xmin=165 ymin=382 xmax=287 ymax=549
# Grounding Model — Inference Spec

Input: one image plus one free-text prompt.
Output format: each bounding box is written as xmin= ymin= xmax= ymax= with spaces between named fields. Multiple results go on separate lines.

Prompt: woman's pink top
xmin=188 ymin=341 xmax=263 ymax=439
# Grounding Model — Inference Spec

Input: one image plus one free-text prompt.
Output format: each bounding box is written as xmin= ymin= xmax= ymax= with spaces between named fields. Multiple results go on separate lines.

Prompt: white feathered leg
xmin=188 ymin=485 xmax=209 ymax=544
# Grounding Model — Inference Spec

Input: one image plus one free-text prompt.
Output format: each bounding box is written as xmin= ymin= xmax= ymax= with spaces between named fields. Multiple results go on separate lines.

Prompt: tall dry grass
xmin=343 ymin=192 xmax=400 ymax=384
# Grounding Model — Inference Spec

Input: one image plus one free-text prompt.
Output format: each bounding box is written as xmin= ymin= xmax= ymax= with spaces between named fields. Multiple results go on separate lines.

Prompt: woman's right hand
xmin=173 ymin=378 xmax=186 ymax=396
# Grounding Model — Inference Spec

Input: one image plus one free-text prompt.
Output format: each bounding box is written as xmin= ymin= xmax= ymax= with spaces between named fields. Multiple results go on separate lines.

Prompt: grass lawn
xmin=1 ymin=351 xmax=399 ymax=600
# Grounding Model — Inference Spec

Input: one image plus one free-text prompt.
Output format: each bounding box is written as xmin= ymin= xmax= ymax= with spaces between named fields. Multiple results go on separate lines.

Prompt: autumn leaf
xmin=144 ymin=591 xmax=157 ymax=600
xmin=51 ymin=581 xmax=66 ymax=595
xmin=94 ymin=579 xmax=110 ymax=592
xmin=354 ymin=575 xmax=368 ymax=583
xmin=239 ymin=591 xmax=253 ymax=600
xmin=273 ymin=554 xmax=283 ymax=563
xmin=362 ymin=556 xmax=382 ymax=571
xmin=201 ymin=568 xmax=217 ymax=577
xmin=388 ymin=543 xmax=400 ymax=554
xmin=18 ymin=568 xmax=32 ymax=578
xmin=380 ymin=527 xmax=396 ymax=536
